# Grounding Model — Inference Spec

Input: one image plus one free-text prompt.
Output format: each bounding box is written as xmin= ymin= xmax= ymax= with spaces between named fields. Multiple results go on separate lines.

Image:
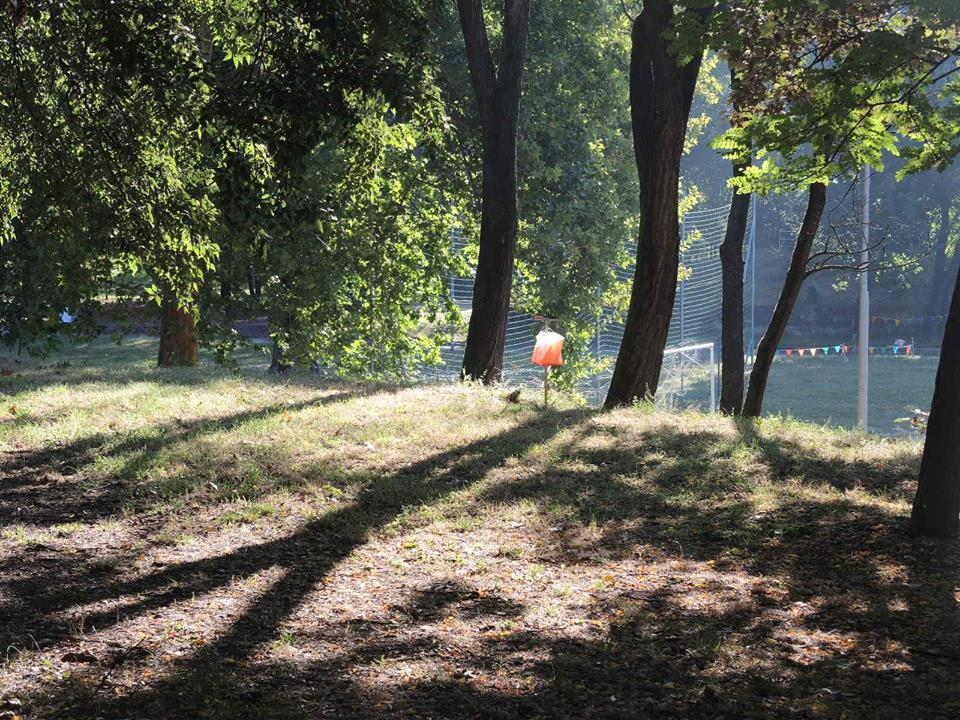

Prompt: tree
xmin=718 ymin=159 xmax=750 ymax=414
xmin=741 ymin=181 xmax=826 ymax=416
xmin=718 ymin=63 xmax=750 ymax=415
xmin=716 ymin=0 xmax=960 ymax=416
xmin=457 ymin=0 xmax=532 ymax=383
xmin=604 ymin=0 xmax=715 ymax=408
xmin=0 ymin=1 xmax=218 ymax=361
xmin=0 ymin=1 xmax=447 ymax=367
xmin=247 ymin=95 xmax=465 ymax=379
xmin=176 ymin=1 xmax=446 ymax=367
xmin=910 ymin=263 xmax=960 ymax=537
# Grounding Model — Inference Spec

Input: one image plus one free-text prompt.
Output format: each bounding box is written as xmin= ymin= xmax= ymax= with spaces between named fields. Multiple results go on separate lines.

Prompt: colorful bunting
xmin=775 ymin=343 xmax=913 ymax=358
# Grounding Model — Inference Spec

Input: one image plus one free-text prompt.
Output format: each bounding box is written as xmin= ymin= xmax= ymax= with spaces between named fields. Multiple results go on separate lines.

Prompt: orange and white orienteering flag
xmin=532 ymin=329 xmax=565 ymax=367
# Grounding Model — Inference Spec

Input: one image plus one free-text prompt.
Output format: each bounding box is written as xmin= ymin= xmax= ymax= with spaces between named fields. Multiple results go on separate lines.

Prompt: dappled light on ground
xmin=1 ymin=350 xmax=958 ymax=719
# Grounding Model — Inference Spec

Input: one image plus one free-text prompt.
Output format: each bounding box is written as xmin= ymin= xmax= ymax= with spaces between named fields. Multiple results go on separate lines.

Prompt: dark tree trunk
xmin=158 ymin=293 xmax=198 ymax=367
xmin=604 ymin=0 xmax=714 ymax=408
xmin=910 ymin=261 xmax=960 ymax=537
xmin=458 ymin=0 xmax=531 ymax=384
xmin=923 ymin=201 xmax=952 ymax=345
xmin=268 ymin=312 xmax=294 ymax=374
xmin=268 ymin=337 xmax=291 ymax=375
xmin=719 ymin=163 xmax=751 ymax=415
xmin=220 ymin=245 xmax=234 ymax=322
xmin=742 ymin=182 xmax=827 ymax=418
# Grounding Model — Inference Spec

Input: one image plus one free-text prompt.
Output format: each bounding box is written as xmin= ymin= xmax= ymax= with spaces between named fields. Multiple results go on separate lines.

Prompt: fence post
xmin=709 ymin=342 xmax=717 ymax=412
xmin=679 ymin=219 xmax=686 ymax=344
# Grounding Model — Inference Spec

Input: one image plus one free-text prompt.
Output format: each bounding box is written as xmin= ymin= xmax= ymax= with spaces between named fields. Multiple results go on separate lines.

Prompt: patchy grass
xmin=1 ymin=339 xmax=958 ymax=720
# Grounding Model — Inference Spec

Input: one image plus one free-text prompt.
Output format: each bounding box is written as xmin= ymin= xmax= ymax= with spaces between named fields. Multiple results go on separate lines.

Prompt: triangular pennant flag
xmin=811 ymin=348 xmax=818 ymax=356
xmin=822 ymin=347 xmax=830 ymax=354
xmin=907 ymin=345 xmax=913 ymax=354
xmin=843 ymin=345 xmax=849 ymax=353
xmin=893 ymin=346 xmax=899 ymax=354
xmin=786 ymin=349 xmax=794 ymax=357
xmin=869 ymin=347 xmax=875 ymax=354
xmin=799 ymin=348 xmax=806 ymax=357
xmin=834 ymin=345 xmax=842 ymax=353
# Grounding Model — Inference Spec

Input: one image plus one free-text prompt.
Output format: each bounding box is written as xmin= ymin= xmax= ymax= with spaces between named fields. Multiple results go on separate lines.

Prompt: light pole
xmin=858 ymin=164 xmax=871 ymax=430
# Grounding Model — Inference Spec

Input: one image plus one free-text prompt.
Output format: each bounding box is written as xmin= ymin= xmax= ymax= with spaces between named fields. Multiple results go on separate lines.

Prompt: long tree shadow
xmin=0 ymin=386 xmax=387 ymax=528
xmin=734 ymin=416 xmax=918 ymax=496
xmin=0 ymin=385 xmax=403 ymax=653
xmin=14 ymin=411 xmax=960 ymax=719
xmin=9 ymin=405 xmax=590 ymax=718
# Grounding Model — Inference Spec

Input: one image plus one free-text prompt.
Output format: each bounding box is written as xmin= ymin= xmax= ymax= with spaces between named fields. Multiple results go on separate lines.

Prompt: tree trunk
xmin=719 ymin=163 xmax=751 ymax=415
xmin=247 ymin=266 xmax=259 ymax=298
xmin=458 ymin=0 xmax=532 ymax=384
xmin=742 ymin=182 xmax=827 ymax=417
xmin=910 ymin=260 xmax=960 ymax=537
xmin=268 ymin=337 xmax=291 ymax=375
xmin=158 ymin=293 xmax=198 ymax=367
xmin=604 ymin=0 xmax=714 ymax=408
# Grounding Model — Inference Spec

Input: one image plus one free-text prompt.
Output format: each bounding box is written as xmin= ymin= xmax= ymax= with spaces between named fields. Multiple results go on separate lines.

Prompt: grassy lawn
xmin=762 ymin=355 xmax=937 ymax=434
xmin=1 ymin=339 xmax=959 ymax=719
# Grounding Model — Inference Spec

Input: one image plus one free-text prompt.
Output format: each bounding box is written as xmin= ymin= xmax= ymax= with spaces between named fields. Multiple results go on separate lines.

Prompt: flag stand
xmin=533 ymin=315 xmax=561 ymax=408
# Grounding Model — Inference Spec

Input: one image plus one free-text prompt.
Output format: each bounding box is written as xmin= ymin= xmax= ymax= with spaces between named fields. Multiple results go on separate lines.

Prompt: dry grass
xmin=1 ymin=339 xmax=958 ymax=720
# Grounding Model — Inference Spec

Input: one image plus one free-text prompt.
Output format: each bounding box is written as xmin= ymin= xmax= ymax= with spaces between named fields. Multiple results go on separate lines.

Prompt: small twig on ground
xmin=94 ymin=635 xmax=149 ymax=696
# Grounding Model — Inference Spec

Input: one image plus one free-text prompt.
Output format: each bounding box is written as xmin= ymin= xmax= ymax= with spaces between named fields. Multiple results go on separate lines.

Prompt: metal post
xmin=595 ymin=287 xmax=601 ymax=404
xmin=679 ymin=220 xmax=686 ymax=344
xmin=544 ymin=365 xmax=550 ymax=407
xmin=709 ymin=342 xmax=717 ymax=412
xmin=858 ymin=165 xmax=871 ymax=430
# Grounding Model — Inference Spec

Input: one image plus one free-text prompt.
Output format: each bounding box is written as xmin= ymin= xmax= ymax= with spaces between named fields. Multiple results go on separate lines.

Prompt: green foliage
xmin=511 ymin=0 xmax=638 ymax=384
xmin=712 ymin=1 xmax=960 ymax=194
xmin=258 ymin=93 xmax=466 ymax=378
xmin=0 ymin=0 xmax=219 ymax=350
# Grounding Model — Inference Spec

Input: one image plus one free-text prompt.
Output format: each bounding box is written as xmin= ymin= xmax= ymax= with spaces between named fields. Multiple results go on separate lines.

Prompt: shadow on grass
xmin=0 ymin=387 xmax=387 ymax=527
xmin=0 ymin=335 xmax=412 ymax=392
xmin=735 ymin=417 xmax=918 ymax=496
xmin=1 ymin=404 xmax=591 ymax=716
xmin=9 ymin=409 xmax=960 ymax=719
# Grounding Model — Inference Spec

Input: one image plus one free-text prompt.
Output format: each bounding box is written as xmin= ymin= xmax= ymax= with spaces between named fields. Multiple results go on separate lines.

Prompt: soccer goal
xmin=654 ymin=342 xmax=717 ymax=412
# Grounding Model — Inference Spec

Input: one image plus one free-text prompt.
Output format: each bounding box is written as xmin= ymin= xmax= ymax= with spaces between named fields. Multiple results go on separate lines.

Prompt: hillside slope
xmin=1 ymin=341 xmax=957 ymax=719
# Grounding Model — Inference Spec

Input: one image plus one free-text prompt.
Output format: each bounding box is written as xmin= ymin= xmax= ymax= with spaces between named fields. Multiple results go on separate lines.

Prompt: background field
xmin=760 ymin=355 xmax=936 ymax=435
